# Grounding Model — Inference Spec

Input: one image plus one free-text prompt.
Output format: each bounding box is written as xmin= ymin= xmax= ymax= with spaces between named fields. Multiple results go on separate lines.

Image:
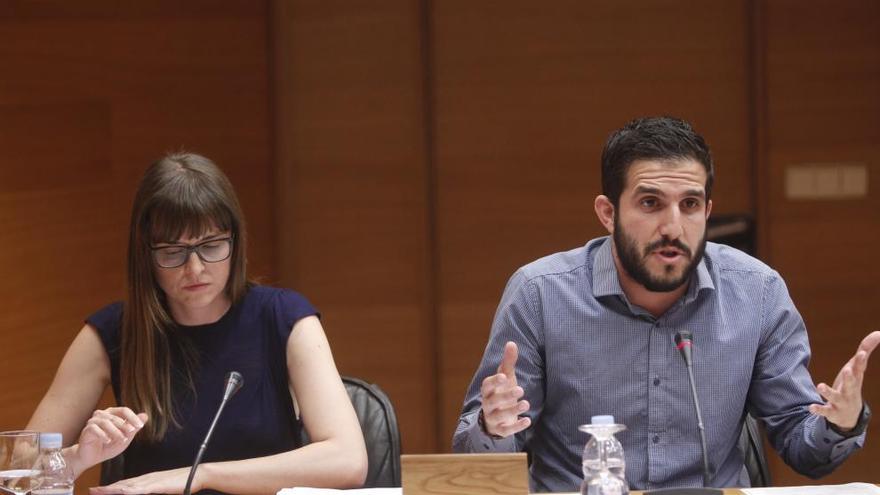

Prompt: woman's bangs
xmin=147 ymin=187 xmax=233 ymax=244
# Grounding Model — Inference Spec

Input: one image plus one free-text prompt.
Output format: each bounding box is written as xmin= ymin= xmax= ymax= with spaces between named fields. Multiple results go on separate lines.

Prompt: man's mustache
xmin=643 ymin=238 xmax=692 ymax=258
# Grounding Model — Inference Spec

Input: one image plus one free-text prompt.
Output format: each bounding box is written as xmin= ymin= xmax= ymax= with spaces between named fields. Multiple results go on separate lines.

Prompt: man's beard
xmin=613 ymin=216 xmax=707 ymax=293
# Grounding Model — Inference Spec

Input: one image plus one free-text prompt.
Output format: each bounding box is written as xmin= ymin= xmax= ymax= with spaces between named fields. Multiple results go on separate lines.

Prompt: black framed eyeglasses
xmin=150 ymin=237 xmax=234 ymax=269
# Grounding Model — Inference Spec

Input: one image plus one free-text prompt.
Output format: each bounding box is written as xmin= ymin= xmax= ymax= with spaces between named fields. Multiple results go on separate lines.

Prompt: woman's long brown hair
xmin=121 ymin=152 xmax=248 ymax=442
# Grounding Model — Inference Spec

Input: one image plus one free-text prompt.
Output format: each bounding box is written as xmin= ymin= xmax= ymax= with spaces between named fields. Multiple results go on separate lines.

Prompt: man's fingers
xmin=850 ymin=350 xmax=869 ymax=378
xmin=497 ymin=341 xmax=519 ymax=379
xmin=493 ymin=416 xmax=532 ymax=438
xmin=486 ymin=399 xmax=530 ymax=423
xmin=840 ymin=365 xmax=863 ymax=400
xmin=857 ymin=330 xmax=880 ymax=357
xmin=817 ymin=382 xmax=843 ymax=403
xmin=481 ymin=373 xmax=509 ymax=397
xmin=481 ymin=380 xmax=525 ymax=413
xmin=809 ymin=402 xmax=832 ymax=418
xmin=481 ymin=341 xmax=529 ymax=439
xmin=482 ymin=398 xmax=531 ymax=438
xmin=489 ymin=399 xmax=530 ymax=418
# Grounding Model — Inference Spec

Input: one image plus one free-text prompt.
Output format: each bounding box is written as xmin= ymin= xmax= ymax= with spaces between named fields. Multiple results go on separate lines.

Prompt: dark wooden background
xmin=1 ymin=1 xmax=877 ymax=491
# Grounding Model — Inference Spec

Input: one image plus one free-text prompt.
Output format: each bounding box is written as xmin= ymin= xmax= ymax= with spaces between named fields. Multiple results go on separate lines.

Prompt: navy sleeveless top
xmin=87 ymin=285 xmax=318 ymax=479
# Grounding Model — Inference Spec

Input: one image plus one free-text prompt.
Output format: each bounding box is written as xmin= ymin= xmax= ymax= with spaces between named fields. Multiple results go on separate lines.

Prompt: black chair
xmin=99 ymin=450 xmax=123 ymax=486
xmin=342 ymin=376 xmax=402 ymax=487
xmin=102 ymin=376 xmax=402 ymax=488
xmin=739 ymin=413 xmax=771 ymax=487
xmin=299 ymin=376 xmax=402 ymax=488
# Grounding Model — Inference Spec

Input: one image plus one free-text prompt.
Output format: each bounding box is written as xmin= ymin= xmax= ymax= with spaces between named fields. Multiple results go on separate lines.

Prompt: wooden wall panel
xmin=273 ymin=1 xmax=437 ymax=452
xmin=0 ymin=2 xmax=273 ymax=492
xmin=4 ymin=0 xmax=876 ymax=488
xmin=761 ymin=0 xmax=880 ymax=485
xmin=431 ymin=1 xmax=753 ymax=449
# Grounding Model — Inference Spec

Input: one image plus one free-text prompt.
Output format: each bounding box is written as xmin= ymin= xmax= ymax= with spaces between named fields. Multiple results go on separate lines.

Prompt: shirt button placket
xmin=647 ymin=322 xmax=668 ymax=485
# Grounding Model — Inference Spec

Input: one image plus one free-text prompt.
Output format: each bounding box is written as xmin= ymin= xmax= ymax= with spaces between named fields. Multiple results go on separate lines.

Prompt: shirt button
xmin=653 ymin=435 xmax=660 ymax=444
xmin=653 ymin=378 xmax=661 ymax=386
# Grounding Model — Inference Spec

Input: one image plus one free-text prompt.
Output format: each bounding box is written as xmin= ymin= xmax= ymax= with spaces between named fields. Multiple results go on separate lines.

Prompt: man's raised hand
xmin=809 ymin=331 xmax=880 ymax=430
xmin=479 ymin=341 xmax=531 ymax=438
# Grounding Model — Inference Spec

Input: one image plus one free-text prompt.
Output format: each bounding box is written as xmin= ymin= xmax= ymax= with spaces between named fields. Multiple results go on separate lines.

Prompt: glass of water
xmin=0 ymin=431 xmax=40 ymax=495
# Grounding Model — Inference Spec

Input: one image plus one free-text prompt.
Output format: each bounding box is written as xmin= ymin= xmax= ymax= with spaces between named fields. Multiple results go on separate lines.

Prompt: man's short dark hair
xmin=601 ymin=116 xmax=714 ymax=206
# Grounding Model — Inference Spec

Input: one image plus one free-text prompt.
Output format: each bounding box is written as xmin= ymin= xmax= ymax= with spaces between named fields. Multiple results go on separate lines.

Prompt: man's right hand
xmin=479 ymin=341 xmax=532 ymax=438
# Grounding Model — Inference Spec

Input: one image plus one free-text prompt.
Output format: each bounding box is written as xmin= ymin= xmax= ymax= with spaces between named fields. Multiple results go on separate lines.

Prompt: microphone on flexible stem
xmin=183 ymin=371 xmax=244 ymax=495
xmin=645 ymin=331 xmax=721 ymax=495
xmin=675 ymin=331 xmax=714 ymax=488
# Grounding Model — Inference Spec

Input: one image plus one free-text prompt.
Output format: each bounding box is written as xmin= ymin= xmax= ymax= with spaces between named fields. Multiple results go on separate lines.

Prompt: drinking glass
xmin=0 ymin=431 xmax=40 ymax=495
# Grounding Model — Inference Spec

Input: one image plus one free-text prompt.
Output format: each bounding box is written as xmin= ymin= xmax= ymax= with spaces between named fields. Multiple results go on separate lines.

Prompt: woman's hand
xmin=71 ymin=407 xmax=148 ymax=473
xmin=89 ymin=466 xmax=196 ymax=495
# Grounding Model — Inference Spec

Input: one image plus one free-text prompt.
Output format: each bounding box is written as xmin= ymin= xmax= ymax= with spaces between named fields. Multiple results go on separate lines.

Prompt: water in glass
xmin=0 ymin=431 xmax=40 ymax=495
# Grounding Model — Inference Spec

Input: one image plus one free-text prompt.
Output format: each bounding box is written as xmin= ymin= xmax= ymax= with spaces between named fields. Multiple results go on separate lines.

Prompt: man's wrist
xmin=829 ymin=402 xmax=871 ymax=438
xmin=477 ymin=409 xmax=504 ymax=440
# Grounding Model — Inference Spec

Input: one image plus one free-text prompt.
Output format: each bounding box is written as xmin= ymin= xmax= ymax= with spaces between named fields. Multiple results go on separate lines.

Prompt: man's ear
xmin=594 ymin=195 xmax=615 ymax=234
xmin=706 ymin=198 xmax=713 ymax=220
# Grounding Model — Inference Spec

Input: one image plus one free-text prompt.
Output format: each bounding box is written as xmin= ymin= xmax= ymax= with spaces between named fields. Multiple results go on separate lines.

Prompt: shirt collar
xmin=590 ymin=236 xmax=715 ymax=303
xmin=591 ymin=237 xmax=625 ymax=298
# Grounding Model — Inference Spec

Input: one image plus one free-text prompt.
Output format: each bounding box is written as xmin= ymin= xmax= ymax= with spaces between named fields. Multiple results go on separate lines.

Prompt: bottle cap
xmin=39 ymin=432 xmax=62 ymax=449
xmin=591 ymin=415 xmax=615 ymax=425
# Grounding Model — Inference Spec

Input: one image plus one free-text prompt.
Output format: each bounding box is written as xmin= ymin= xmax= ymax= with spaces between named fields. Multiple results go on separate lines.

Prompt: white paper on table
xmin=742 ymin=482 xmax=880 ymax=495
xmin=277 ymin=488 xmax=402 ymax=495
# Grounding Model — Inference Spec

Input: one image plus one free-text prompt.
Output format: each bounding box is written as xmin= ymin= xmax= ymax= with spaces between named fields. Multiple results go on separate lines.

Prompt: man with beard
xmin=453 ymin=117 xmax=878 ymax=492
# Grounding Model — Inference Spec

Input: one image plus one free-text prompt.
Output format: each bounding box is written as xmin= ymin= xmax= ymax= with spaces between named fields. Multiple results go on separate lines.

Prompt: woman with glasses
xmin=25 ymin=153 xmax=368 ymax=494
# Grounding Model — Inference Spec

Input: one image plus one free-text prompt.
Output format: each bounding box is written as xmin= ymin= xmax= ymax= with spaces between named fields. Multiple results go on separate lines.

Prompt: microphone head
xmin=675 ymin=330 xmax=694 ymax=364
xmin=675 ymin=330 xmax=693 ymax=346
xmin=223 ymin=371 xmax=244 ymax=400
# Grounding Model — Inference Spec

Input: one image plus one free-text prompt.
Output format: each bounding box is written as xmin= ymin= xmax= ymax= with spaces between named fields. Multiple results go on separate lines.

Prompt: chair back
xmin=341 ymin=376 xmax=402 ymax=487
xmin=739 ymin=413 xmax=771 ymax=487
xmin=299 ymin=376 xmax=402 ymax=487
xmin=100 ymin=451 xmax=123 ymax=486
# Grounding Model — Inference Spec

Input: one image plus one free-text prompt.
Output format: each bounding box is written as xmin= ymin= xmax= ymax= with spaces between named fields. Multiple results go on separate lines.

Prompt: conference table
xmin=399 ymin=453 xmax=878 ymax=495
xmin=505 ymin=488 xmax=879 ymax=495
xmin=555 ymin=488 xmax=880 ymax=495
xmin=551 ymin=491 xmax=880 ymax=495
xmin=582 ymin=492 xmax=738 ymax=494
xmin=540 ymin=485 xmax=880 ymax=495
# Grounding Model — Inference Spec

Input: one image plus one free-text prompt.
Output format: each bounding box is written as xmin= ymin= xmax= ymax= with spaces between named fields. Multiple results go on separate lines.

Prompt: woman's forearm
xmin=197 ymin=438 xmax=368 ymax=495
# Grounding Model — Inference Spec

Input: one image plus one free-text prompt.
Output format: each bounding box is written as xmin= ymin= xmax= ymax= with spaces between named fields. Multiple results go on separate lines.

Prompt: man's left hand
xmin=809 ymin=330 xmax=880 ymax=431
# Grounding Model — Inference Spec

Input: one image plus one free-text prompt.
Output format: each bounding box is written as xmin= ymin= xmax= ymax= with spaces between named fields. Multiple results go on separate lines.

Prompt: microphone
xmin=675 ymin=331 xmax=713 ymax=487
xmin=183 ymin=371 xmax=244 ymax=495
xmin=646 ymin=333 xmax=722 ymax=495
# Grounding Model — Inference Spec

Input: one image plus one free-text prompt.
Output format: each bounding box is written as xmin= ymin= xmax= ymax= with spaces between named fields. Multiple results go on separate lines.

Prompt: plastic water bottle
xmin=32 ymin=433 xmax=74 ymax=495
xmin=579 ymin=415 xmax=628 ymax=495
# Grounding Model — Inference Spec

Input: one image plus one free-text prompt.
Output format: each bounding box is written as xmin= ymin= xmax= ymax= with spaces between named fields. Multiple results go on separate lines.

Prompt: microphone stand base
xmin=644 ymin=489 xmax=724 ymax=495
